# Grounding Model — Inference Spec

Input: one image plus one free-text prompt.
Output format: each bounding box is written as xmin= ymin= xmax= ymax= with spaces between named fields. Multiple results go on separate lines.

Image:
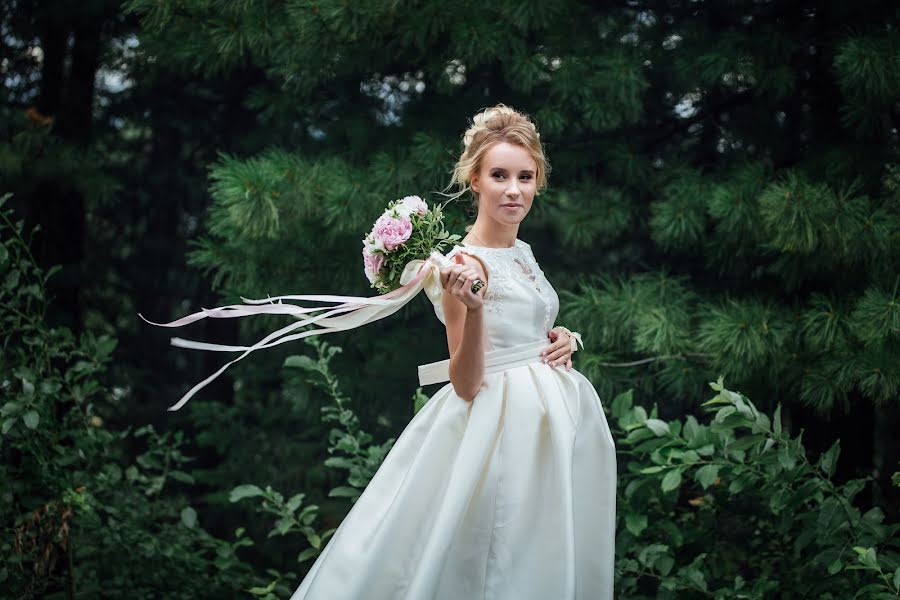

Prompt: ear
xmin=470 ymin=175 xmax=479 ymax=194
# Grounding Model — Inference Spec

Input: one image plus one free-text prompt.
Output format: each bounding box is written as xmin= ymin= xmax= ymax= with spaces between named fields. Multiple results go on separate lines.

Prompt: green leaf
xmin=893 ymin=566 xmax=900 ymax=590
xmin=95 ymin=336 xmax=118 ymax=359
xmin=286 ymin=493 xmax=306 ymax=512
xmin=413 ymin=390 xmax=429 ymax=414
xmin=827 ymin=558 xmax=843 ymax=575
xmin=769 ymin=488 xmax=788 ymax=514
xmin=23 ymin=410 xmax=39 ymax=429
xmin=655 ymin=554 xmax=674 ymax=576
xmin=695 ymin=444 xmax=716 ymax=456
xmin=773 ymin=403 xmax=782 ymax=436
xmin=683 ymin=415 xmax=701 ymax=443
xmin=324 ymin=457 xmax=356 ymax=470
xmin=639 ymin=466 xmax=666 ymax=474
xmin=180 ymin=506 xmax=197 ymax=528
xmin=246 ymin=580 xmax=278 ymax=595
xmin=713 ymin=406 xmax=737 ymax=423
xmin=695 ymin=464 xmax=720 ymax=490
xmin=727 ymin=434 xmax=767 ymax=452
xmin=625 ymin=512 xmax=648 ymax=537
xmin=274 ymin=517 xmax=294 ymax=536
xmin=229 ymin=484 xmax=265 ymax=502
xmin=328 ymin=486 xmax=360 ymax=498
xmin=644 ymin=418 xmax=669 ymax=436
xmin=297 ymin=547 xmax=319 ymax=563
xmin=284 ymin=355 xmax=319 ymax=370
xmin=859 ymin=547 xmax=878 ymax=569
xmin=39 ymin=380 xmax=62 ymax=395
xmin=625 ymin=428 xmax=656 ymax=444
xmin=661 ymin=468 xmax=683 ymax=492
xmin=2 ymin=418 xmax=15 ymax=435
xmin=819 ymin=440 xmax=840 ymax=477
xmin=169 ymin=470 xmax=195 ymax=484
xmin=685 ymin=567 xmax=708 ymax=592
xmin=778 ymin=444 xmax=797 ymax=471
xmin=611 ymin=389 xmax=633 ymax=420
xmin=637 ymin=543 xmax=670 ymax=567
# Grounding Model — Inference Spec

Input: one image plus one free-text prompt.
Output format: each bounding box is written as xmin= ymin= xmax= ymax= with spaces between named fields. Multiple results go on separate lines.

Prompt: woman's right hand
xmin=440 ymin=253 xmax=485 ymax=311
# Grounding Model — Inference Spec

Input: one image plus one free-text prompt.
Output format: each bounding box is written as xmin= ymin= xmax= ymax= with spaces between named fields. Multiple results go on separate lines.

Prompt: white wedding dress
xmin=291 ymin=238 xmax=617 ymax=600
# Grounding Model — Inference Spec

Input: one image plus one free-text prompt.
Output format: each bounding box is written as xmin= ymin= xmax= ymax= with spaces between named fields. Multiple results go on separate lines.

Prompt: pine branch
xmin=598 ymin=352 xmax=712 ymax=368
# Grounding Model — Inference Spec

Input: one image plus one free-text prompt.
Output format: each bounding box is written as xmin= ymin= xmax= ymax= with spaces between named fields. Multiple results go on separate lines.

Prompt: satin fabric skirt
xmin=290 ymin=356 xmax=617 ymax=600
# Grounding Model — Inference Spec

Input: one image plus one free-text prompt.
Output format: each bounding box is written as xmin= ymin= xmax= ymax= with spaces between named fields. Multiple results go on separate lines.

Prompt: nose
xmin=506 ymin=180 xmax=520 ymax=198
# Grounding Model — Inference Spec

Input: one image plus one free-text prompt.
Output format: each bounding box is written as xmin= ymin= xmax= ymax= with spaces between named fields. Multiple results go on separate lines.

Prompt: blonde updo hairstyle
xmin=443 ymin=104 xmax=550 ymax=224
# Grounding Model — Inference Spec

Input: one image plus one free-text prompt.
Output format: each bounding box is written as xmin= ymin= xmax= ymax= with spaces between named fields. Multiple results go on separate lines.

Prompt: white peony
xmin=393 ymin=195 xmax=429 ymax=218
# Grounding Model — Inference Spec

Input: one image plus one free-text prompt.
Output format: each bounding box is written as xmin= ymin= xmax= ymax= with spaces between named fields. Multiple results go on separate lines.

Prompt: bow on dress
xmin=140 ymin=254 xmax=452 ymax=412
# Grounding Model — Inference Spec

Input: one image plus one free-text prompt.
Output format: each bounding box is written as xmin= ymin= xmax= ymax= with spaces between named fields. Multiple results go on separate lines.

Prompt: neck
xmin=469 ymin=216 xmax=518 ymax=248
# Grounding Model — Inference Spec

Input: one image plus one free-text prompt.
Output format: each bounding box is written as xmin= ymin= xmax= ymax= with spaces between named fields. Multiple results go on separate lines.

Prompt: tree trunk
xmin=23 ymin=11 xmax=103 ymax=331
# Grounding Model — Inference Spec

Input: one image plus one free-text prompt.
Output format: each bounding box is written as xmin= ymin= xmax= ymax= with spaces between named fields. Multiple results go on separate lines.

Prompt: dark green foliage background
xmin=2 ymin=0 xmax=899 ymax=598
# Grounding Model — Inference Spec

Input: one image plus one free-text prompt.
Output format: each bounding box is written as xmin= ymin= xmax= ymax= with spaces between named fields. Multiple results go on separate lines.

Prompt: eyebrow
xmin=489 ymin=167 xmax=536 ymax=174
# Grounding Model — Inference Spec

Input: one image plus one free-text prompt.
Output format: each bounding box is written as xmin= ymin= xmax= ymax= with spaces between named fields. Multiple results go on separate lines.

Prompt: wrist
xmin=551 ymin=326 xmax=583 ymax=352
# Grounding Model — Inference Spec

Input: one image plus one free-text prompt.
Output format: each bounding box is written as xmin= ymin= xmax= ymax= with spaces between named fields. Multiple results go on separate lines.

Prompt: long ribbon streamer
xmin=140 ymin=249 xmax=461 ymax=411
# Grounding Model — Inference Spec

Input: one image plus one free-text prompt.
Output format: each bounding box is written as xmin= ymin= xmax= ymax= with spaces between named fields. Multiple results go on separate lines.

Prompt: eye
xmin=520 ymin=175 xmax=533 ymax=181
xmin=492 ymin=172 xmax=505 ymax=179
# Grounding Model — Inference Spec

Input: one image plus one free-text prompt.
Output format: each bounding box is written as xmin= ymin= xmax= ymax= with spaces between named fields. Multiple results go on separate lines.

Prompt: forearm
xmin=448 ymin=305 xmax=486 ymax=402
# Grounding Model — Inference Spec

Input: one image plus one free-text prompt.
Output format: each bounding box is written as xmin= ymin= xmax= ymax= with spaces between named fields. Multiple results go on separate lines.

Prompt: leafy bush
xmin=228 ymin=337 xmax=406 ymax=598
xmin=614 ymin=377 xmax=900 ymax=599
xmin=0 ymin=196 xmax=260 ymax=599
xmin=232 ymin=334 xmax=900 ymax=599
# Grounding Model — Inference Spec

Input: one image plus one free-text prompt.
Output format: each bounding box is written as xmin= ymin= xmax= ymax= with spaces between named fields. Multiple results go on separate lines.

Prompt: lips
xmin=501 ymin=203 xmax=522 ymax=208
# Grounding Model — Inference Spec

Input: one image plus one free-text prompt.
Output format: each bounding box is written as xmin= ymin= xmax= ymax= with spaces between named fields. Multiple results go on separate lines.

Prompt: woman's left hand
xmin=543 ymin=328 xmax=573 ymax=372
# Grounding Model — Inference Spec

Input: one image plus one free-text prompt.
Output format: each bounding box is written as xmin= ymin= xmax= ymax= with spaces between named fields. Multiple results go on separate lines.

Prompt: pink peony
xmin=396 ymin=195 xmax=428 ymax=217
xmin=372 ymin=214 xmax=413 ymax=250
xmin=362 ymin=245 xmax=385 ymax=284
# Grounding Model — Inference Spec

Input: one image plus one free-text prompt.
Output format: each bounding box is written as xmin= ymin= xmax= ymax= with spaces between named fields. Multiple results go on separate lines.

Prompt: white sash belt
xmin=417 ymin=339 xmax=548 ymax=386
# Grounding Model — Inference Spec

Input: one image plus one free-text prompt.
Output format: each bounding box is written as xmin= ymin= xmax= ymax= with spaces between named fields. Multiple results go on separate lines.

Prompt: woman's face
xmin=471 ymin=141 xmax=537 ymax=227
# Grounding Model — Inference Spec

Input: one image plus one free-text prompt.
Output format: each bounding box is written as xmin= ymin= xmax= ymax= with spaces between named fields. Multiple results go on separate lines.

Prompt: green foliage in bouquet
xmin=363 ymin=197 xmax=461 ymax=294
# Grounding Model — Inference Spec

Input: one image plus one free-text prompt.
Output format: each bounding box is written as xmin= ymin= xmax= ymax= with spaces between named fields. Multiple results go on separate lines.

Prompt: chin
xmin=493 ymin=214 xmax=526 ymax=226
xmin=490 ymin=206 xmax=530 ymax=223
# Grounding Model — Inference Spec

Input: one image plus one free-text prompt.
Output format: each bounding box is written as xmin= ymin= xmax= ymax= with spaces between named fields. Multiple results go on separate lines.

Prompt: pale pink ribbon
xmin=139 ymin=248 xmax=462 ymax=411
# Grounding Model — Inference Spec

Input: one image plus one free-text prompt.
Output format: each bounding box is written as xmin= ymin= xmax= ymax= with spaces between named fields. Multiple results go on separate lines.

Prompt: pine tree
xmin=127 ymin=0 xmax=900 ymax=508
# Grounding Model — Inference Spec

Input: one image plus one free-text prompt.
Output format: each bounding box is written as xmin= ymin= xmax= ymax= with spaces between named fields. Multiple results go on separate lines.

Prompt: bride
xmin=291 ymin=104 xmax=617 ymax=599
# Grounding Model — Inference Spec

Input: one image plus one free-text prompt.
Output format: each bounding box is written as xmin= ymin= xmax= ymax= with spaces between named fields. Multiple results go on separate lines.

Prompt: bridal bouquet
xmin=362 ymin=196 xmax=460 ymax=294
xmin=141 ymin=194 xmax=467 ymax=412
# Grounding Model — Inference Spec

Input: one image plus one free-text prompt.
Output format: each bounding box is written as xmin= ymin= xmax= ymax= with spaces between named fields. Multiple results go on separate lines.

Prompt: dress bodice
xmin=434 ymin=239 xmax=560 ymax=351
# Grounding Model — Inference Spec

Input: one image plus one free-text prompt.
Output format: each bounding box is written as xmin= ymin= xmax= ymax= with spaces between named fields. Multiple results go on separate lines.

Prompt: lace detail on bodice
xmin=514 ymin=243 xmax=556 ymax=334
xmin=473 ymin=245 xmax=515 ymax=316
xmin=453 ymin=238 xmax=560 ymax=350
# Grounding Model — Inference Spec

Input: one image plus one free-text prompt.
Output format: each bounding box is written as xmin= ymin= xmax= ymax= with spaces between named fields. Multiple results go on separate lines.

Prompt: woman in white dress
xmin=291 ymin=105 xmax=617 ymax=599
